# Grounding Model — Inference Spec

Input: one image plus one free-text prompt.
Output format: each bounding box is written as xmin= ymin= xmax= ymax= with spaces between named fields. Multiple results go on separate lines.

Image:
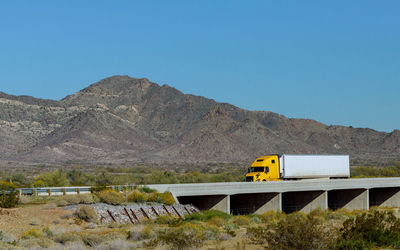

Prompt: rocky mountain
xmin=0 ymin=75 xmax=398 ymax=166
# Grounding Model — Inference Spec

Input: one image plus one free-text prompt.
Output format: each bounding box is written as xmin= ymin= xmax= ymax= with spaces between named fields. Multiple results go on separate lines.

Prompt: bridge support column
xmin=230 ymin=193 xmax=282 ymax=215
xmin=211 ymin=195 xmax=230 ymax=214
xmin=177 ymin=195 xmax=231 ymax=214
xmin=282 ymin=191 xmax=327 ymax=213
xmin=254 ymin=193 xmax=282 ymax=214
xmin=328 ymin=189 xmax=369 ymax=210
xmin=370 ymin=187 xmax=400 ymax=207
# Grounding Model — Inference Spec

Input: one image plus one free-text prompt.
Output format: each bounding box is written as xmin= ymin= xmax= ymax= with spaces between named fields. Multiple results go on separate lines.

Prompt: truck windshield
xmin=249 ymin=167 xmax=265 ymax=173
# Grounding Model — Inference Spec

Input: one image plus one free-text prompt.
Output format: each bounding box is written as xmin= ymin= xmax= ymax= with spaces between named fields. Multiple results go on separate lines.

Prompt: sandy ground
xmin=0 ymin=204 xmax=73 ymax=237
xmin=0 ymin=204 xmax=263 ymax=249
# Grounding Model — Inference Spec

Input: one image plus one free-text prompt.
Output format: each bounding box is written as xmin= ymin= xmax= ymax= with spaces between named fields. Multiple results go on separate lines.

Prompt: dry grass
xmin=2 ymin=201 xmax=397 ymax=250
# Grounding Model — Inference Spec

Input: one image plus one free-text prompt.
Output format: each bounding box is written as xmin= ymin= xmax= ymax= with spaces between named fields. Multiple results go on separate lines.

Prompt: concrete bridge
xmin=148 ymin=178 xmax=400 ymax=214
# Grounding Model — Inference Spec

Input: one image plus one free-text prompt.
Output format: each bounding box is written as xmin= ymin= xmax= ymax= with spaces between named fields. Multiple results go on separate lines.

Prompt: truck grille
xmin=246 ymin=176 xmax=253 ymax=182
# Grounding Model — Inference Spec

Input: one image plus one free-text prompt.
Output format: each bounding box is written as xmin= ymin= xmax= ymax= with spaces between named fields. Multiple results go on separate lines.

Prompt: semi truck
xmin=245 ymin=154 xmax=350 ymax=182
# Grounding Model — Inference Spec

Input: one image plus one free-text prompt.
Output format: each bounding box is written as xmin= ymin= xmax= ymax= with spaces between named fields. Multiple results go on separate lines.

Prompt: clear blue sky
xmin=0 ymin=1 xmax=399 ymax=132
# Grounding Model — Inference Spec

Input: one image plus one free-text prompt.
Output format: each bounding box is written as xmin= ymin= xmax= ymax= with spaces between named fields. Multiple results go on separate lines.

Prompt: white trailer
xmin=279 ymin=154 xmax=350 ymax=179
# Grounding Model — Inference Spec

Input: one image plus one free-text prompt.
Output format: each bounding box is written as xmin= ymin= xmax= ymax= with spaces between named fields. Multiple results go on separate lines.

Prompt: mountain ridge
xmin=0 ymin=75 xmax=398 ymax=166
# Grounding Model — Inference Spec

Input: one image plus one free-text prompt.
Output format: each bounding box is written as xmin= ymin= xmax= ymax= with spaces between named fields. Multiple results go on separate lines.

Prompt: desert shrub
xmin=81 ymin=233 xmax=106 ymax=247
xmin=141 ymin=226 xmax=156 ymax=240
xmin=248 ymin=211 xmax=336 ymax=249
xmin=97 ymin=189 xmax=124 ymax=205
xmin=260 ymin=210 xmax=285 ymax=225
xmin=104 ymin=231 xmax=127 ymax=242
xmin=0 ymin=181 xmax=19 ymax=208
xmin=336 ymin=209 xmax=400 ymax=249
xmin=208 ymin=216 xmax=226 ymax=227
xmin=147 ymin=192 xmax=164 ymax=203
xmin=42 ymin=227 xmax=53 ymax=237
xmin=32 ymin=180 xmax=46 ymax=187
xmin=55 ymin=232 xmax=81 ymax=244
xmin=34 ymin=170 xmax=70 ymax=187
xmin=138 ymin=186 xmax=157 ymax=193
xmin=154 ymin=215 xmax=182 ymax=226
xmin=154 ymin=223 xmax=207 ymax=249
xmin=186 ymin=210 xmax=232 ymax=222
xmin=79 ymin=194 xmax=97 ymax=204
xmin=18 ymin=238 xmax=54 ymax=249
xmin=223 ymin=223 xmax=238 ymax=237
xmin=58 ymin=195 xmax=79 ymax=206
xmin=90 ymin=184 xmax=109 ymax=194
xmin=247 ymin=214 xmax=262 ymax=224
xmin=232 ymin=215 xmax=251 ymax=226
xmin=127 ymin=190 xmax=147 ymax=203
xmin=0 ymin=230 xmax=16 ymax=243
xmin=160 ymin=192 xmax=175 ymax=205
xmin=76 ymin=205 xmax=98 ymax=223
xmin=203 ymin=224 xmax=221 ymax=240
xmin=21 ymin=229 xmax=43 ymax=239
xmin=98 ymin=239 xmax=138 ymax=249
xmin=57 ymin=194 xmax=98 ymax=206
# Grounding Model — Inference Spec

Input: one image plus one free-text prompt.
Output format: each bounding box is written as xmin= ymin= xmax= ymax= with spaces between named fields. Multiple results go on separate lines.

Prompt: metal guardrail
xmin=13 ymin=185 xmax=137 ymax=196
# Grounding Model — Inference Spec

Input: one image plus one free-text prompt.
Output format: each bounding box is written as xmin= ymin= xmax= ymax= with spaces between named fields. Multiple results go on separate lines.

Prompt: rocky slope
xmin=0 ymin=75 xmax=398 ymax=166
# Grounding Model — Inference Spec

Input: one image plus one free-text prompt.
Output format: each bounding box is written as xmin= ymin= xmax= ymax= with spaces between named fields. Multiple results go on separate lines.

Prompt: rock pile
xmin=87 ymin=203 xmax=199 ymax=224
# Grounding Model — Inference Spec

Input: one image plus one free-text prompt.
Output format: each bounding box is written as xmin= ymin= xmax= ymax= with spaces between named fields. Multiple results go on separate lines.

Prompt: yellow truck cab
xmin=245 ymin=154 xmax=350 ymax=181
xmin=245 ymin=155 xmax=280 ymax=182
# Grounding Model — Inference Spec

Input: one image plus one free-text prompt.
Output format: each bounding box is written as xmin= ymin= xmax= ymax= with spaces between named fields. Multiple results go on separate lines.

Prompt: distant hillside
xmin=0 ymin=75 xmax=398 ymax=166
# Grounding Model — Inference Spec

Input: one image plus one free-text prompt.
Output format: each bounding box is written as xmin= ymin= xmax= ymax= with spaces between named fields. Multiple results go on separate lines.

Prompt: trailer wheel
xmin=262 ymin=179 xmax=266 ymax=181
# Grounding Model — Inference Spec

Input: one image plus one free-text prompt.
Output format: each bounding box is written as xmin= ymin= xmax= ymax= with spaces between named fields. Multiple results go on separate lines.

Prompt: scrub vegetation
xmin=1 ymin=203 xmax=399 ymax=249
xmin=1 ymin=164 xmax=399 ymax=189
xmin=0 ymin=166 xmax=245 ymax=188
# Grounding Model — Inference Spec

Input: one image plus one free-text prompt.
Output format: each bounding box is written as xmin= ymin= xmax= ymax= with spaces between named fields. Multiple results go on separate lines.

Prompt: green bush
xmin=160 ymin=192 xmax=175 ymax=205
xmin=76 ymin=205 xmax=98 ymax=223
xmin=232 ymin=215 xmax=251 ymax=226
xmin=126 ymin=190 xmax=147 ymax=203
xmin=247 ymin=214 xmax=262 ymax=224
xmin=248 ymin=211 xmax=336 ymax=249
xmin=21 ymin=229 xmax=43 ymax=239
xmin=0 ymin=181 xmax=19 ymax=208
xmin=185 ymin=210 xmax=232 ymax=222
xmin=154 ymin=223 xmax=207 ymax=249
xmin=57 ymin=194 xmax=98 ymax=206
xmin=97 ymin=189 xmax=124 ymax=205
xmin=207 ymin=216 xmax=226 ymax=227
xmin=141 ymin=226 xmax=156 ymax=240
xmin=336 ymin=209 xmax=400 ymax=249
xmin=79 ymin=194 xmax=98 ymax=204
xmin=90 ymin=184 xmax=108 ymax=194
xmin=55 ymin=232 xmax=81 ymax=244
xmin=33 ymin=170 xmax=70 ymax=187
xmin=147 ymin=192 xmax=164 ymax=203
xmin=154 ymin=215 xmax=183 ymax=226
xmin=138 ymin=186 xmax=157 ymax=193
xmin=260 ymin=210 xmax=285 ymax=224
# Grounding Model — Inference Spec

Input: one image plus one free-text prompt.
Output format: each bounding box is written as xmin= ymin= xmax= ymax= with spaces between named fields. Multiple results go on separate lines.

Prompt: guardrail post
xmin=18 ymin=189 xmax=22 ymax=197
xmin=62 ymin=188 xmax=66 ymax=196
xmin=76 ymin=188 xmax=80 ymax=195
xmin=32 ymin=189 xmax=37 ymax=197
xmin=47 ymin=189 xmax=52 ymax=197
